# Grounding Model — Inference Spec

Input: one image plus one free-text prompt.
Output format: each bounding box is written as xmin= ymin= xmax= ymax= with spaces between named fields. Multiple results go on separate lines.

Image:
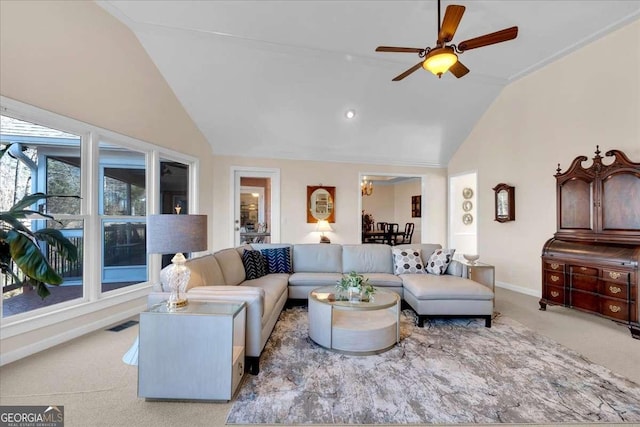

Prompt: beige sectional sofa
xmin=148 ymin=242 xmax=493 ymax=374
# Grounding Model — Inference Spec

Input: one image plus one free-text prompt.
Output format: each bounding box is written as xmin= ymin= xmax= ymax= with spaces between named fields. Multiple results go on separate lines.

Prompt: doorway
xmin=359 ymin=173 xmax=426 ymax=245
xmin=231 ymin=167 xmax=280 ymax=246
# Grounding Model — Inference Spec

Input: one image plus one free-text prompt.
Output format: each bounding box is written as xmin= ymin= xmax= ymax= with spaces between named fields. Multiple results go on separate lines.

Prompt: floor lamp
xmin=147 ymin=214 xmax=207 ymax=309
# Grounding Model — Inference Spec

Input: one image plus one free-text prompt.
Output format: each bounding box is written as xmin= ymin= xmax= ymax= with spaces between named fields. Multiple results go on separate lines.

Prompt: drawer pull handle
xmin=608 ymin=271 xmax=622 ymax=280
xmin=609 ymin=305 xmax=621 ymax=313
xmin=550 ymin=291 xmax=560 ymax=298
xmin=580 ymin=267 xmax=588 ymax=271
xmin=550 ymin=263 xmax=560 ymax=270
xmin=550 ymin=275 xmax=560 ymax=282
xmin=609 ymin=285 xmax=622 ymax=294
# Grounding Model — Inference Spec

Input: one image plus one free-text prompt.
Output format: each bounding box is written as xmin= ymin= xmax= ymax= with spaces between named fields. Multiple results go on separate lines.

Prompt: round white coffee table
xmin=308 ymin=286 xmax=401 ymax=355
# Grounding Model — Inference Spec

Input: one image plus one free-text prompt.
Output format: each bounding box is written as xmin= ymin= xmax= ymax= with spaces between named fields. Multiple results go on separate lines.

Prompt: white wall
xmin=0 ymin=1 xmax=211 ymax=362
xmin=448 ymin=19 xmax=640 ymax=296
xmin=392 ymin=179 xmax=422 ymax=244
xmin=362 ymin=185 xmax=395 ymax=228
xmin=212 ymin=156 xmax=447 ymax=250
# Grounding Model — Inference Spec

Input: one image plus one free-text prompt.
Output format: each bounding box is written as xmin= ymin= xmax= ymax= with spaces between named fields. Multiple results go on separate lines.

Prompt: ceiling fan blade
xmin=392 ymin=61 xmax=424 ymax=81
xmin=438 ymin=5 xmax=465 ymax=44
xmin=376 ymin=46 xmax=425 ymax=53
xmin=457 ymin=26 xmax=518 ymax=52
xmin=449 ymin=61 xmax=469 ymax=78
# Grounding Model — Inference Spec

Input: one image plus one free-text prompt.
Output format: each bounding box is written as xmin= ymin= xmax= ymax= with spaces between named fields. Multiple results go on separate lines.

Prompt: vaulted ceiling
xmin=98 ymin=1 xmax=640 ymax=167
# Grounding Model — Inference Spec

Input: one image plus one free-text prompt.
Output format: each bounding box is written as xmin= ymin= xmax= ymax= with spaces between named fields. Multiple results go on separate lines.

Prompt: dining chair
xmin=386 ymin=223 xmax=399 ymax=245
xmin=396 ymin=222 xmax=415 ymax=245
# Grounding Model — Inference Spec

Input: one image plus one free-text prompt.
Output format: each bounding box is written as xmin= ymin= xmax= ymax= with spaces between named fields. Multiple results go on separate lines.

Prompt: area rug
xmin=226 ymin=307 xmax=640 ymax=424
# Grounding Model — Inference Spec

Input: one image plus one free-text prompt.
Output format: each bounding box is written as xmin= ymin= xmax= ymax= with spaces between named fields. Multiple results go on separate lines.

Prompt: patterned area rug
xmin=226 ymin=307 xmax=640 ymax=425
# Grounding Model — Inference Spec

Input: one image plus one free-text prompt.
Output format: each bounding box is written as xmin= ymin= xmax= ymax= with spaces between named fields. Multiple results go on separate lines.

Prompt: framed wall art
xmin=307 ymin=185 xmax=335 ymax=223
xmin=411 ymin=195 xmax=421 ymax=218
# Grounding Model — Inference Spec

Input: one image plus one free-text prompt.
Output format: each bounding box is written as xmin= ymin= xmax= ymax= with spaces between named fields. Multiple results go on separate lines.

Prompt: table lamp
xmin=147 ymin=214 xmax=207 ymax=309
xmin=316 ymin=220 xmax=333 ymax=243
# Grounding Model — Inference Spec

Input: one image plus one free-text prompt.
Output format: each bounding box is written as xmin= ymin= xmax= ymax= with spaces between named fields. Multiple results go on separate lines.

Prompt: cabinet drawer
xmin=545 ymin=271 xmax=565 ymax=286
xmin=600 ymin=298 xmax=629 ymax=322
xmin=600 ymin=282 xmax=628 ymax=299
xmin=571 ymin=274 xmax=598 ymax=292
xmin=601 ymin=269 xmax=630 ymax=284
xmin=544 ymin=285 xmax=565 ymax=304
xmin=544 ymin=261 xmax=565 ymax=272
xmin=570 ymin=265 xmax=599 ymax=276
xmin=571 ymin=290 xmax=599 ymax=313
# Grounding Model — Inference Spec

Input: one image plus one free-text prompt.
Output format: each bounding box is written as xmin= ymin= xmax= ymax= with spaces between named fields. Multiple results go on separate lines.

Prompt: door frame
xmin=230 ymin=167 xmax=281 ymax=246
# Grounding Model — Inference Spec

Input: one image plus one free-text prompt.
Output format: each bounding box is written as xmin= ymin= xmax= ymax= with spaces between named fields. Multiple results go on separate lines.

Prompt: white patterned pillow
xmin=426 ymin=249 xmax=456 ymax=275
xmin=392 ymin=248 xmax=425 ymax=274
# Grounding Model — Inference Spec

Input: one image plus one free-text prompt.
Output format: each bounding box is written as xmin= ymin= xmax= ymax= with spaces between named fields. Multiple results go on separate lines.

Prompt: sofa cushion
xmin=361 ymin=273 xmax=403 ymax=287
xmin=445 ymin=259 xmax=464 ymax=277
xmin=392 ymin=248 xmax=425 ymax=274
xmin=401 ymin=274 xmax=493 ymax=300
xmin=293 ymin=244 xmax=342 ymax=273
xmin=160 ymin=254 xmax=226 ymax=291
xmin=342 ymin=244 xmax=393 ymax=274
xmin=213 ymin=248 xmax=246 ymax=286
xmin=288 ymin=272 xmax=343 ymax=287
xmin=242 ymin=250 xmax=267 ymax=280
xmin=243 ymin=273 xmax=289 ymax=324
xmin=260 ymin=247 xmax=293 ymax=274
xmin=425 ymin=248 xmax=456 ymax=275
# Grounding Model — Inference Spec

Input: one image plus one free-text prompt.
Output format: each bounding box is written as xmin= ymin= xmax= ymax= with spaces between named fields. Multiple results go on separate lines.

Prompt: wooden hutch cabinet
xmin=540 ymin=147 xmax=640 ymax=339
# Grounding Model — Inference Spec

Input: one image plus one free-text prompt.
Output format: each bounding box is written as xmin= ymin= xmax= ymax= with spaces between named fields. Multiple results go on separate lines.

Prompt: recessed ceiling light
xmin=345 ymin=109 xmax=356 ymax=119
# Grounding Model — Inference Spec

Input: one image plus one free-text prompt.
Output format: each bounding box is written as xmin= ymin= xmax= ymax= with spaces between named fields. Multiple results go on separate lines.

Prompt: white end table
xmin=138 ymin=301 xmax=246 ymax=401
xmin=461 ymin=261 xmax=496 ymax=309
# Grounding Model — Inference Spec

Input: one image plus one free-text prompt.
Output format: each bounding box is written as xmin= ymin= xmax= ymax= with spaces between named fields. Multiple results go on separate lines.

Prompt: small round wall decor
xmin=462 ymin=213 xmax=473 ymax=225
xmin=462 ymin=188 xmax=474 ymax=199
xmin=462 ymin=200 xmax=473 ymax=212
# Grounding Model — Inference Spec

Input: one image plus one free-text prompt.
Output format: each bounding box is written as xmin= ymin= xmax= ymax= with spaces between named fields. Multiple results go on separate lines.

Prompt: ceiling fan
xmin=375 ymin=0 xmax=518 ymax=80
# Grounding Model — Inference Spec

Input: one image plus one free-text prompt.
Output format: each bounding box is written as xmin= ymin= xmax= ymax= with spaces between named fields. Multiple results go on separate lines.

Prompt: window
xmin=1 ymin=116 xmax=84 ymax=316
xmin=1 ymin=101 xmax=197 ymax=322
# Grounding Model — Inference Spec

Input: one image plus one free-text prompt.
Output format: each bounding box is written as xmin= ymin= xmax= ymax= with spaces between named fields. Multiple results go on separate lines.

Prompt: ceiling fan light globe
xmin=422 ymin=47 xmax=458 ymax=77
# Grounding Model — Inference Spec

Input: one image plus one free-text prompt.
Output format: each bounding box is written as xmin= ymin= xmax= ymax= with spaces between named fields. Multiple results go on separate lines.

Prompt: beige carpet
xmin=1 ymin=288 xmax=639 ymax=427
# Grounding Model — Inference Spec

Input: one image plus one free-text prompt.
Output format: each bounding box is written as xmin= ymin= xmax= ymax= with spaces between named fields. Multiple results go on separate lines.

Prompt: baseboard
xmin=0 ymin=303 xmax=145 ymax=366
xmin=495 ymin=281 xmax=541 ymax=298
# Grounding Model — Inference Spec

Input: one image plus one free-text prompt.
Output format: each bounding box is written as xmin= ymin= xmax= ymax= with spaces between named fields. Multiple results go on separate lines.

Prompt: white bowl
xmin=463 ymin=254 xmax=480 ymax=264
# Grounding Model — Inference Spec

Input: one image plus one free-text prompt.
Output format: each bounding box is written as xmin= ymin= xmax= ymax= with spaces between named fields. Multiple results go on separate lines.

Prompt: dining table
xmin=362 ymin=230 xmax=404 ymax=245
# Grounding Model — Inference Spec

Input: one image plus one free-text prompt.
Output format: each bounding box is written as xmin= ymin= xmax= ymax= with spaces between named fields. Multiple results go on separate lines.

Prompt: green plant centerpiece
xmin=336 ymin=271 xmax=376 ymax=303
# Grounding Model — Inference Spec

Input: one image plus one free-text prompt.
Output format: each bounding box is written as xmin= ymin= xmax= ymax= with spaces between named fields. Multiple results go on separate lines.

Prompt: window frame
xmin=1 ymin=96 xmax=199 ymax=338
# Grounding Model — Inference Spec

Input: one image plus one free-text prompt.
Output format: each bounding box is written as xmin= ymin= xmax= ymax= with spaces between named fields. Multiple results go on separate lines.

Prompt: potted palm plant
xmin=1 ymin=144 xmax=79 ymax=299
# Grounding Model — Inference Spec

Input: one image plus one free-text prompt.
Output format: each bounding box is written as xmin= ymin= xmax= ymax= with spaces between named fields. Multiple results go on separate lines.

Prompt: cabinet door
xmin=599 ymin=172 xmax=640 ymax=237
xmin=558 ymin=177 xmax=595 ymax=234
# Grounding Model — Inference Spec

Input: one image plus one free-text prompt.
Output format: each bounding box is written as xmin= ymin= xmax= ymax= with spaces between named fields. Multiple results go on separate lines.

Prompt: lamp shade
xmin=316 ymin=220 xmax=333 ymax=232
xmin=147 ymin=214 xmax=207 ymax=254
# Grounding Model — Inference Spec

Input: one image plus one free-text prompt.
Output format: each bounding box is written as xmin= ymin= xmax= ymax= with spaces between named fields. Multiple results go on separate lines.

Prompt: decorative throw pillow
xmin=260 ymin=247 xmax=293 ymax=274
xmin=242 ymin=250 xmax=267 ymax=280
xmin=425 ymin=249 xmax=456 ymax=275
xmin=392 ymin=248 xmax=425 ymax=274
